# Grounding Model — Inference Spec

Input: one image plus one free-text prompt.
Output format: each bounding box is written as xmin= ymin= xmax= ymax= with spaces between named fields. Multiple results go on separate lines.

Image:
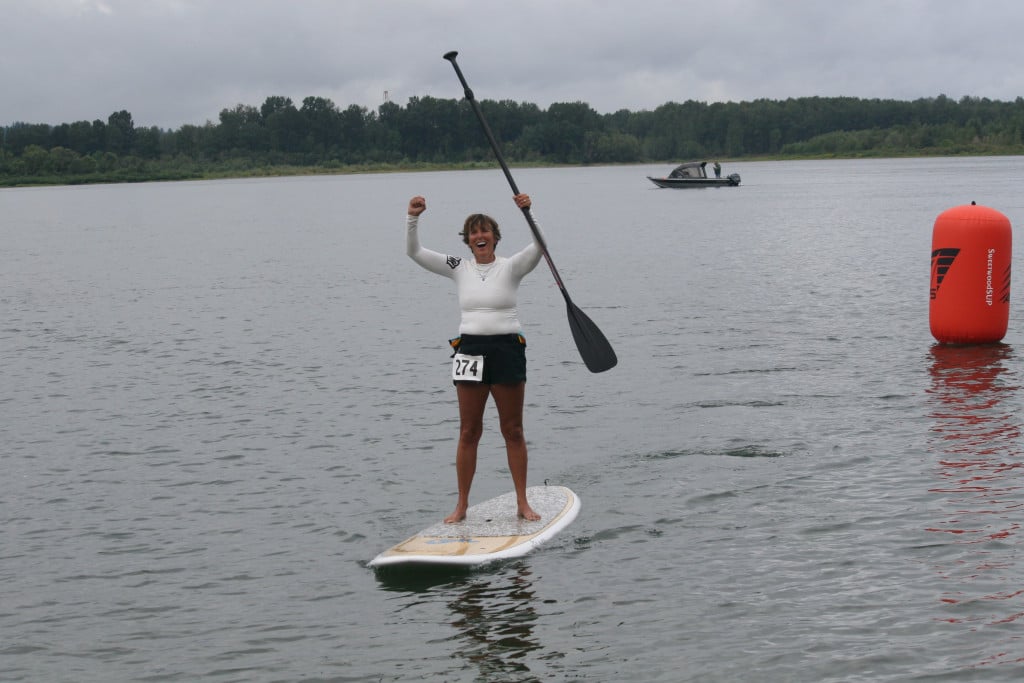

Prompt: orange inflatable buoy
xmin=930 ymin=203 xmax=1011 ymax=344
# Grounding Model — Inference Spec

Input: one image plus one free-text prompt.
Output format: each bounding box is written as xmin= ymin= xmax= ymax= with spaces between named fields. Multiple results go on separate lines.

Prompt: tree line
xmin=3 ymin=93 xmax=1024 ymax=185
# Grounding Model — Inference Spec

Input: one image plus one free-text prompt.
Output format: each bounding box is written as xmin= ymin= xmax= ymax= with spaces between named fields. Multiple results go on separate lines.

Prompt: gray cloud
xmin=4 ymin=0 xmax=1024 ymax=130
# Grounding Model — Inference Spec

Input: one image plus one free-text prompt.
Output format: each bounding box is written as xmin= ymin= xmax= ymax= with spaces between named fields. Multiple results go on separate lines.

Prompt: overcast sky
xmin=5 ymin=0 xmax=1024 ymax=130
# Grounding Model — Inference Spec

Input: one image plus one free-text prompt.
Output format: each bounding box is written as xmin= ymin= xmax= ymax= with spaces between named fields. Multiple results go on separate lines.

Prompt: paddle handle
xmin=443 ymin=51 xmax=521 ymax=196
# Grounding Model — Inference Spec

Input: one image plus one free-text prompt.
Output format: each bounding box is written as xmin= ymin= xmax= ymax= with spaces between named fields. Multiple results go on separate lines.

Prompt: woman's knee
xmin=459 ymin=422 xmax=484 ymax=443
xmin=500 ymin=421 xmax=525 ymax=443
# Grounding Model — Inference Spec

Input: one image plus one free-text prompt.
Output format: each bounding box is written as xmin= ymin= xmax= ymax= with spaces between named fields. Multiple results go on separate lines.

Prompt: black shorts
xmin=450 ymin=333 xmax=527 ymax=385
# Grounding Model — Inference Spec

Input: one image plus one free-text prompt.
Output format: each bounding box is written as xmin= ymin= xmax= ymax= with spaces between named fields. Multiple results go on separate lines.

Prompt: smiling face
xmin=461 ymin=214 xmax=502 ymax=263
xmin=468 ymin=223 xmax=496 ymax=263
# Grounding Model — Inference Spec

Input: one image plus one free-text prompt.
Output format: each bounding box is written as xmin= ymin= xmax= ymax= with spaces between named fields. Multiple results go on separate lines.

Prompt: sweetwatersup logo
xmin=930 ymin=248 xmax=960 ymax=300
xmin=989 ymin=250 xmax=1012 ymax=305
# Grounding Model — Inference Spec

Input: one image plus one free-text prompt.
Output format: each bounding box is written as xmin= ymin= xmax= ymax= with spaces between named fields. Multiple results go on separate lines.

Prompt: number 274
xmin=456 ymin=359 xmax=479 ymax=375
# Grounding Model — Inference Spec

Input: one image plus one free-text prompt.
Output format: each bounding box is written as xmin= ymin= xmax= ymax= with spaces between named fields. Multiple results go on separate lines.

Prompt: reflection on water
xmin=445 ymin=564 xmax=542 ymax=681
xmin=928 ymin=344 xmax=1021 ymax=453
xmin=926 ymin=343 xmax=1024 ymax=666
xmin=927 ymin=343 xmax=1022 ymax=534
xmin=376 ymin=562 xmax=543 ymax=681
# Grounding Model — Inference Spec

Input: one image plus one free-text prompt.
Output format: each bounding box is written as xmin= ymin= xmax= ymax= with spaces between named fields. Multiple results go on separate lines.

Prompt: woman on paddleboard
xmin=406 ymin=193 xmax=542 ymax=523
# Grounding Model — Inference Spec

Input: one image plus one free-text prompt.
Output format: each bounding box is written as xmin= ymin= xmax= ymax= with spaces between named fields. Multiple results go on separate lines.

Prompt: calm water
xmin=4 ymin=158 xmax=1024 ymax=682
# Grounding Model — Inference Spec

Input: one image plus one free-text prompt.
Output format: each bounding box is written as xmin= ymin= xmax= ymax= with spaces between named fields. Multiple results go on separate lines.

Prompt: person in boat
xmin=405 ymin=193 xmax=543 ymax=523
xmin=713 ymin=161 xmax=722 ymax=178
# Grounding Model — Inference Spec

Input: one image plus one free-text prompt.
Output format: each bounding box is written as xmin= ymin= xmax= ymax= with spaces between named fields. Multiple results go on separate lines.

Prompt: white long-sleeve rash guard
xmin=406 ymin=213 xmax=544 ymax=335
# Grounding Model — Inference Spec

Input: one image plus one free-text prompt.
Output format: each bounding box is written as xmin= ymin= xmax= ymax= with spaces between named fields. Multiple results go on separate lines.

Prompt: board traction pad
xmin=419 ymin=485 xmax=571 ymax=538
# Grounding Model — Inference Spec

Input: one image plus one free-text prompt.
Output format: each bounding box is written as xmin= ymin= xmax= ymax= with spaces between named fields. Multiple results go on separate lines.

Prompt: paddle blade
xmin=566 ymin=300 xmax=617 ymax=373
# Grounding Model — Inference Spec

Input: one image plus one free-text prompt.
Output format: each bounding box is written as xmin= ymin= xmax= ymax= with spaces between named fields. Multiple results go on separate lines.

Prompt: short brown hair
xmin=460 ymin=213 xmax=501 ymax=245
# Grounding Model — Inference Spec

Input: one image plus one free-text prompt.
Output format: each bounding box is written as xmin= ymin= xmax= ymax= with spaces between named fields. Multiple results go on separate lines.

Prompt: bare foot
xmin=444 ymin=505 xmax=467 ymax=524
xmin=518 ymin=504 xmax=541 ymax=522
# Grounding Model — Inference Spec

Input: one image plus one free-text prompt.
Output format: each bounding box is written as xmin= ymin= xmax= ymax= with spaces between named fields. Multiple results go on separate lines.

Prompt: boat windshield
xmin=668 ymin=162 xmax=707 ymax=179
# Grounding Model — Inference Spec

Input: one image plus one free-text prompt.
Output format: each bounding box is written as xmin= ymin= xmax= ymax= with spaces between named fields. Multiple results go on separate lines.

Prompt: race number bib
xmin=452 ymin=353 xmax=484 ymax=382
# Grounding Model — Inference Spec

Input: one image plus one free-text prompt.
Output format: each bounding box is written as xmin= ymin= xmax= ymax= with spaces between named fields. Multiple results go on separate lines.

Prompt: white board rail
xmin=369 ymin=485 xmax=580 ymax=568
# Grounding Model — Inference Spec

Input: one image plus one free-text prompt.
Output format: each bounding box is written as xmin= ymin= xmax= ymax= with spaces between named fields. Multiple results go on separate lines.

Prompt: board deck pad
xmin=369 ymin=485 xmax=579 ymax=568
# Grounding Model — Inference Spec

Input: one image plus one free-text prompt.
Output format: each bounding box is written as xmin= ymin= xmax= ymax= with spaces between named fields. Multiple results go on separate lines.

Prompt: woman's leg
xmin=490 ymin=381 xmax=540 ymax=521
xmin=445 ymin=382 xmax=491 ymax=523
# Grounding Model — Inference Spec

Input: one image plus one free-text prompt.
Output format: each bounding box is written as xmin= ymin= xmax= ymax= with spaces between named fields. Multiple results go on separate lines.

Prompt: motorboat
xmin=647 ymin=161 xmax=740 ymax=188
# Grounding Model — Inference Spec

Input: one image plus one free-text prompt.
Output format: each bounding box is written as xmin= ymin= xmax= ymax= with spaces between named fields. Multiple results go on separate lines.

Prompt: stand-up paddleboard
xmin=369 ymin=485 xmax=580 ymax=568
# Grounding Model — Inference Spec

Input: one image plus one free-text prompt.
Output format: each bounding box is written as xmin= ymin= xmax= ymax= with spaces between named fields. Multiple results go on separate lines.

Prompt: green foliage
xmin=4 ymin=94 xmax=1024 ymax=186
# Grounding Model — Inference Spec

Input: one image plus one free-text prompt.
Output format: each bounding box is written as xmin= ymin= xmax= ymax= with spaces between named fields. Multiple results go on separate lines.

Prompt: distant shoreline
xmin=3 ymin=150 xmax=1022 ymax=189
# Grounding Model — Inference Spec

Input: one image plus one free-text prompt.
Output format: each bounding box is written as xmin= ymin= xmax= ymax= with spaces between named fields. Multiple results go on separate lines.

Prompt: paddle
xmin=443 ymin=51 xmax=617 ymax=373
